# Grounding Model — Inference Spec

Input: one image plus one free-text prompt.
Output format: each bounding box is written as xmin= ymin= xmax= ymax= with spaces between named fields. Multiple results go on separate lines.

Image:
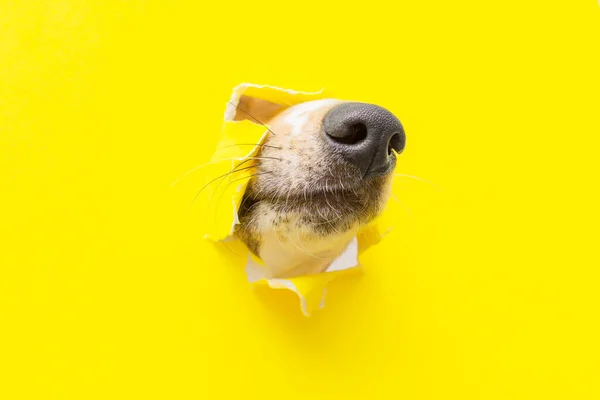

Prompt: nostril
xmin=327 ymin=122 xmax=368 ymax=145
xmin=388 ymin=133 xmax=404 ymax=155
xmin=323 ymin=102 xmax=405 ymax=176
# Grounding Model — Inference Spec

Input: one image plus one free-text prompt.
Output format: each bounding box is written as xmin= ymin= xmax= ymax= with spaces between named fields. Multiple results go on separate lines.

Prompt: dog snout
xmin=323 ymin=102 xmax=405 ymax=178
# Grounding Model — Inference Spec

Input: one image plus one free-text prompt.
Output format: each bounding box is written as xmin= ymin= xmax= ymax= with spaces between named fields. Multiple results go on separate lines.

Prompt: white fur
xmin=283 ymin=99 xmax=341 ymax=137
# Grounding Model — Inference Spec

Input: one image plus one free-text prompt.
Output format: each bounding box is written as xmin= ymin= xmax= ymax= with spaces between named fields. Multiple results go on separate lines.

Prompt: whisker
xmin=285 ymin=186 xmax=293 ymax=211
xmin=316 ymin=206 xmax=341 ymax=234
xmin=394 ymin=173 xmax=443 ymax=191
xmin=171 ymin=158 xmax=251 ymax=187
xmin=210 ymin=172 xmax=273 ymax=213
xmin=323 ymin=186 xmax=343 ymax=219
xmin=251 ymin=183 xmax=266 ymax=200
xmin=208 ymin=159 xmax=257 ymax=204
xmin=286 ymin=229 xmax=325 ymax=260
xmin=171 ymin=159 xmax=236 ymax=187
xmin=217 ymin=143 xmax=282 ymax=150
xmin=190 ymin=165 xmax=256 ymax=209
xmin=296 ymin=229 xmax=329 ymax=259
xmin=217 ymin=239 xmax=244 ymax=258
xmin=210 ymin=171 xmax=273 ymax=233
xmin=207 ymin=156 xmax=279 ymax=205
xmin=172 ymin=156 xmax=279 ymax=188
xmin=218 ymin=171 xmax=272 ymax=193
xmin=227 ymin=101 xmax=278 ymax=136
xmin=337 ymin=176 xmax=346 ymax=192
xmin=390 ymin=194 xmax=414 ymax=221
xmin=273 ymin=227 xmax=286 ymax=250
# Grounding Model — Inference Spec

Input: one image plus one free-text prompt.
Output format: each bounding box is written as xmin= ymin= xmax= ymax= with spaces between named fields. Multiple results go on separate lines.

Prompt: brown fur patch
xmin=232 ymin=95 xmax=285 ymax=124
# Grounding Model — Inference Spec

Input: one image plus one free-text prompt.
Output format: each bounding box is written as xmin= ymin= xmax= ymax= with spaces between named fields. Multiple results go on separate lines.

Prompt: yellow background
xmin=1 ymin=1 xmax=599 ymax=399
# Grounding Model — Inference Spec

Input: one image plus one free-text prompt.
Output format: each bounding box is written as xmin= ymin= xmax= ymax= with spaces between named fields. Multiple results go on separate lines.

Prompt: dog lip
xmin=363 ymin=155 xmax=396 ymax=179
xmin=366 ymin=164 xmax=392 ymax=177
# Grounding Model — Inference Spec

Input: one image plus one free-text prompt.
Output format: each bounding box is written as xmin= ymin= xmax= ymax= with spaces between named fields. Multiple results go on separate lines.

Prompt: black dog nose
xmin=323 ymin=102 xmax=405 ymax=177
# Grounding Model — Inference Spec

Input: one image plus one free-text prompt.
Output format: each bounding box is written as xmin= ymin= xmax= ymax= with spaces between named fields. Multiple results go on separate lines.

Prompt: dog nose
xmin=323 ymin=102 xmax=405 ymax=177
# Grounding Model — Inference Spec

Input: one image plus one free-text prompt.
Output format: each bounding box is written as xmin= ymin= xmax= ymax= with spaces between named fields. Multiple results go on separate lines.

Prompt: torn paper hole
xmin=194 ymin=83 xmax=396 ymax=315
